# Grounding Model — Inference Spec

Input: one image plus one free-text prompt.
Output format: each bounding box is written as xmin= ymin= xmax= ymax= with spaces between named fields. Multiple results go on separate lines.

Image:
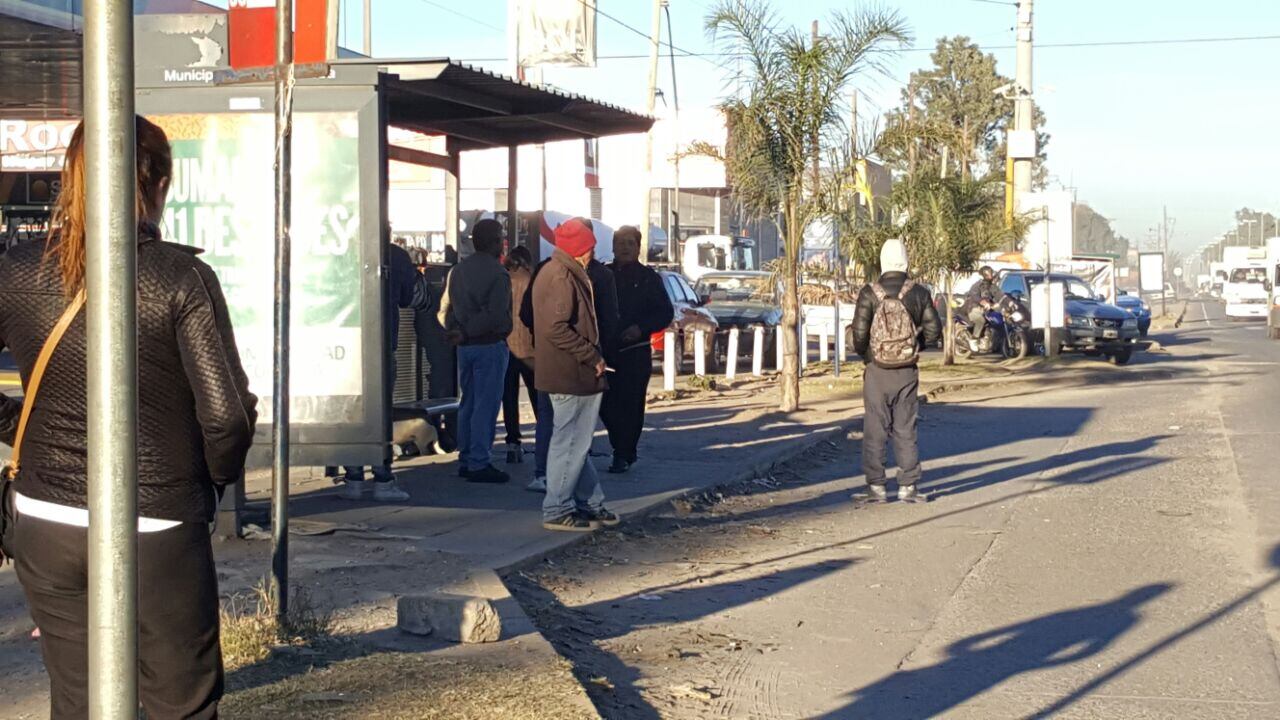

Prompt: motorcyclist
xmin=961 ymin=266 xmax=1004 ymax=339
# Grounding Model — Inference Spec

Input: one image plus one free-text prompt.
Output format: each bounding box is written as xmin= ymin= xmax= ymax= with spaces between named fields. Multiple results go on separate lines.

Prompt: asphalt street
xmin=517 ymin=304 xmax=1280 ymax=719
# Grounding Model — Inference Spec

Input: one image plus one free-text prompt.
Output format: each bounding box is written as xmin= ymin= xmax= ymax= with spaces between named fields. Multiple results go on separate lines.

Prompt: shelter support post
xmin=507 ymin=145 xmax=519 ymax=250
xmin=445 ymin=149 xmax=460 ymax=252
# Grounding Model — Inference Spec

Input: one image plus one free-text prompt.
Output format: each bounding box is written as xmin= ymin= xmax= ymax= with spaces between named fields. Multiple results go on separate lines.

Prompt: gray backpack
xmin=869 ymin=280 xmax=919 ymax=368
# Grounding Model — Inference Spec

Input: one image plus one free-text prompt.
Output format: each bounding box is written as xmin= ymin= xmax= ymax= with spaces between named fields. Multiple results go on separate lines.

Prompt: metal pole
xmin=84 ymin=2 xmax=138 ymax=716
xmin=1161 ymin=205 xmax=1168 ymax=317
xmin=1013 ymin=0 xmax=1034 ymax=194
xmin=664 ymin=1 xmax=681 ymax=257
xmin=363 ymin=0 xmax=372 ymax=56
xmin=272 ymin=0 xmax=295 ymax=622
xmin=639 ymin=0 xmax=662 ymax=263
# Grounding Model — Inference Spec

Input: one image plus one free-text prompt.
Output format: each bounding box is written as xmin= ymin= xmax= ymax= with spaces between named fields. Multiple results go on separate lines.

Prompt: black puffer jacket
xmin=0 ymin=232 xmax=258 ymax=523
xmin=851 ymin=271 xmax=943 ymax=366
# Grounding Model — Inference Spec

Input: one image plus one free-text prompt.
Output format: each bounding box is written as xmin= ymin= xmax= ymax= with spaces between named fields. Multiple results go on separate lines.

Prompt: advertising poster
xmin=151 ymin=112 xmax=364 ymax=425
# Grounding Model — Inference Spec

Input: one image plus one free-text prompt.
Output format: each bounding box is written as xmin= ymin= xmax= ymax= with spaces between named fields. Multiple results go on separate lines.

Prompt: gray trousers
xmin=543 ymin=392 xmax=606 ymax=521
xmin=862 ymin=364 xmax=922 ymax=487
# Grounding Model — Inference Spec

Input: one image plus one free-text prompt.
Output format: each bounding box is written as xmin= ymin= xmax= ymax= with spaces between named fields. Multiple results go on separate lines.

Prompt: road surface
xmin=514 ymin=303 xmax=1280 ymax=719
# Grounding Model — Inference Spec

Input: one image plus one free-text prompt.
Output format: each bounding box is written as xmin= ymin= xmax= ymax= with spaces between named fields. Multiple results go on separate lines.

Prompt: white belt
xmin=14 ymin=493 xmax=183 ymax=533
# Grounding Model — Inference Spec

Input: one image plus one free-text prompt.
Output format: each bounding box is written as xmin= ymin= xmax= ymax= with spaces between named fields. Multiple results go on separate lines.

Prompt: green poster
xmin=154 ymin=112 xmax=365 ymax=425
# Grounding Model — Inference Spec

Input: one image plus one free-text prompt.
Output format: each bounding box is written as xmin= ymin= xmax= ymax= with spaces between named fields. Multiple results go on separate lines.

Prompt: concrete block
xmin=397 ymin=593 xmax=501 ymax=644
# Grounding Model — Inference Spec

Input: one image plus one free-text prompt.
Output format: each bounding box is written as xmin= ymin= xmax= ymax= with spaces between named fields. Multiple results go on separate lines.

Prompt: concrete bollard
xmin=663 ymin=330 xmax=676 ymax=391
xmin=819 ymin=329 xmax=829 ymax=362
xmin=775 ymin=326 xmax=784 ymax=369
xmin=799 ymin=329 xmax=809 ymax=369
xmin=694 ymin=329 xmax=707 ymax=377
xmin=726 ymin=327 xmax=739 ymax=380
xmin=837 ymin=323 xmax=847 ymax=361
xmin=753 ymin=326 xmax=764 ymax=376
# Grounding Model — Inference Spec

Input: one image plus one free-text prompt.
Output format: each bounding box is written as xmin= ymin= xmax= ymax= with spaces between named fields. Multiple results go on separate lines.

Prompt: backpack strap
xmin=899 ymin=279 xmax=915 ymax=297
xmin=870 ymin=283 xmax=888 ymax=302
xmin=5 ymin=288 xmax=86 ymax=478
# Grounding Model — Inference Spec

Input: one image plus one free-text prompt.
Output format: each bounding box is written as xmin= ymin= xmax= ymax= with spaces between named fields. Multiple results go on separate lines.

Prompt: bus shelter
xmin=2 ymin=7 xmax=652 ymax=531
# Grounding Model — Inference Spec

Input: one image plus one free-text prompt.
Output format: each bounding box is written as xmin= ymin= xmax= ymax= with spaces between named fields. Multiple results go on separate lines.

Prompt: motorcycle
xmin=953 ymin=296 xmax=1030 ymax=360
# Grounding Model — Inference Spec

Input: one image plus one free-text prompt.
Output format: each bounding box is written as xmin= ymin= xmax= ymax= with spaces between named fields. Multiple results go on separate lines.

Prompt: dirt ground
xmin=506 ymin=437 xmax=856 ymax=719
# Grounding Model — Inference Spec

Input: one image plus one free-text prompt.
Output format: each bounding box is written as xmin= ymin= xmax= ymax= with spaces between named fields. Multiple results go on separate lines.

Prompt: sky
xmin=334 ymin=0 xmax=1280 ymax=253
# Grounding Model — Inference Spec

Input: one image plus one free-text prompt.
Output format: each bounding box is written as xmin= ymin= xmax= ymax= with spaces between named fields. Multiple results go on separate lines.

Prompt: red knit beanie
xmin=555 ymin=218 xmax=596 ymax=258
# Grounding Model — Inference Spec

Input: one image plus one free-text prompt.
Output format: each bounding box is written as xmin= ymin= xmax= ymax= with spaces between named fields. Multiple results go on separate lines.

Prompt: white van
xmin=1223 ymin=264 xmax=1270 ymax=320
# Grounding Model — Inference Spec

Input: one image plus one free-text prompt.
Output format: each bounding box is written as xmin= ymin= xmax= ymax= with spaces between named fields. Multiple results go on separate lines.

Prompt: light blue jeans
xmin=543 ymin=393 xmax=606 ymax=521
xmin=457 ymin=341 xmax=510 ymax=472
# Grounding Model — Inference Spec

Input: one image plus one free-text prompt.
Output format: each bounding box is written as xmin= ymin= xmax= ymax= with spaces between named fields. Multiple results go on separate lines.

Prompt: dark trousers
xmin=502 ymin=355 xmax=537 ymax=446
xmin=861 ymin=364 xmax=922 ymax=487
xmin=600 ymin=348 xmax=652 ymax=462
xmin=15 ymin=515 xmax=223 ymax=720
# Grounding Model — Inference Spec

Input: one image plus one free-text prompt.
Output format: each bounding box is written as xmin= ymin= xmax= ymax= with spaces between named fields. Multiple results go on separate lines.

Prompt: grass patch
xmin=222 ymin=653 xmax=596 ymax=720
xmin=221 ymin=580 xmax=334 ymax=671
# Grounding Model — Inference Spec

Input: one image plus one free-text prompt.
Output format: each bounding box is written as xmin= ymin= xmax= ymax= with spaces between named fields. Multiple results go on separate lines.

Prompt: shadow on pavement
xmin=510 ymin=559 xmax=856 ymax=720
xmin=814 ymin=583 xmax=1173 ymax=720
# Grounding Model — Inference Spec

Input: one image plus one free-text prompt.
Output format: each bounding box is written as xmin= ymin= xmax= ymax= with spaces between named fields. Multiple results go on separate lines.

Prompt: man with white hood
xmin=850 ymin=239 xmax=943 ymax=504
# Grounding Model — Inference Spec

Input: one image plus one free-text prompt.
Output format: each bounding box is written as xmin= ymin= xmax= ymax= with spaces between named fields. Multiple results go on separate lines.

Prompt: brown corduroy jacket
xmin=531 ymin=250 xmax=605 ymax=396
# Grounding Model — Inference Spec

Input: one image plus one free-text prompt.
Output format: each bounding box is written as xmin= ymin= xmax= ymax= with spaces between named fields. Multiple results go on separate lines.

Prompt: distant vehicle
xmin=1000 ymin=271 xmax=1141 ymax=365
xmin=1115 ymin=290 xmax=1153 ymax=337
xmin=1223 ymin=263 xmax=1270 ymax=321
xmin=681 ymin=234 xmax=758 ymax=282
xmin=694 ymin=271 xmax=781 ymax=371
xmin=1266 ymin=238 xmax=1280 ymax=339
xmin=651 ymin=270 xmax=718 ymax=371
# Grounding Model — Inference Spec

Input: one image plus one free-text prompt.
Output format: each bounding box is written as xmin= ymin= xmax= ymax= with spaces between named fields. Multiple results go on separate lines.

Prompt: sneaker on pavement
xmin=542 ymin=512 xmax=598 ymax=532
xmin=457 ymin=465 xmax=472 ymax=479
xmin=526 ymin=475 xmax=547 ymax=493
xmin=372 ymin=481 xmax=411 ymax=503
xmin=585 ymin=507 xmax=621 ymax=527
xmin=506 ymin=443 xmax=523 ymax=464
xmin=859 ymin=484 xmax=890 ymax=504
xmin=338 ymin=479 xmax=369 ymax=501
xmin=898 ymin=485 xmax=927 ymax=504
xmin=465 ymin=464 xmax=511 ymax=484
xmin=607 ymin=457 xmax=631 ymax=474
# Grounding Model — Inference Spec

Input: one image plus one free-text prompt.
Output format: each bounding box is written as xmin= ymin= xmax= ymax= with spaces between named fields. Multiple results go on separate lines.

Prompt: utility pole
xmin=664 ymin=1 xmax=681 ymax=259
xmin=84 ymin=2 xmax=139 ymax=716
xmin=1013 ymin=0 xmax=1035 ymax=194
xmin=1161 ymin=205 xmax=1168 ymax=317
xmin=639 ymin=0 xmax=663 ymax=264
xmin=271 ymin=0 xmax=295 ymax=622
xmin=811 ymin=21 xmax=821 ymax=193
xmin=362 ymin=0 xmax=371 ymax=56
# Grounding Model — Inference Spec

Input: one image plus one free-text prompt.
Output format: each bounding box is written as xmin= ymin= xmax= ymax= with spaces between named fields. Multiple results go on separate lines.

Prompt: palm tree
xmin=701 ymin=0 xmax=911 ymax=412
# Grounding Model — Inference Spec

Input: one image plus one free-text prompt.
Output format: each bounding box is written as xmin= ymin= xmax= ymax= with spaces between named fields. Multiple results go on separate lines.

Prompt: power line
xmin=411 ymin=0 xmax=504 ymax=33
xmin=577 ymin=0 xmax=723 ymax=69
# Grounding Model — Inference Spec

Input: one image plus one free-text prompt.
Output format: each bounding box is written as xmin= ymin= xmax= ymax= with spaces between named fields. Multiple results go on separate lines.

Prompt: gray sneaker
xmin=526 ymin=475 xmax=547 ymax=493
xmin=898 ymin=485 xmax=927 ymax=504
xmin=859 ymin=484 xmax=890 ymax=504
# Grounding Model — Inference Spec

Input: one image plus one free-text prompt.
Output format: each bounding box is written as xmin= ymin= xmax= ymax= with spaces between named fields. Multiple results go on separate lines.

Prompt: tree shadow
xmin=813 ymin=583 xmax=1173 ymax=720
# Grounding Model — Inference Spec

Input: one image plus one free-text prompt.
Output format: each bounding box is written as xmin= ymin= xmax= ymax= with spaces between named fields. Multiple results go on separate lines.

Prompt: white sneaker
xmin=526 ymin=475 xmax=547 ymax=493
xmin=372 ymin=481 xmax=411 ymax=503
xmin=339 ymin=479 xmax=369 ymax=501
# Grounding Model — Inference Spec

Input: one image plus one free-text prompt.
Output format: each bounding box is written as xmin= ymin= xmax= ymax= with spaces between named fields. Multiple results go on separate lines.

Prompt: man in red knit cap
xmin=530 ymin=218 xmax=621 ymax=531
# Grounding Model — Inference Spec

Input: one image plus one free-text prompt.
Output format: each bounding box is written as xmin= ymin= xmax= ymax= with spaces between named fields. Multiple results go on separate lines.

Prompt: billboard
xmin=516 ymin=0 xmax=597 ymax=68
xmin=150 ymin=111 xmax=364 ymax=425
xmin=1139 ymin=252 xmax=1165 ymax=294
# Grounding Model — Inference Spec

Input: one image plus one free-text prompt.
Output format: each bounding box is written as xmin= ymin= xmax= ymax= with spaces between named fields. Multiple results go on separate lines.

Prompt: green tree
xmin=881 ymin=37 xmax=1050 ymax=187
xmin=700 ymin=0 xmax=910 ymax=411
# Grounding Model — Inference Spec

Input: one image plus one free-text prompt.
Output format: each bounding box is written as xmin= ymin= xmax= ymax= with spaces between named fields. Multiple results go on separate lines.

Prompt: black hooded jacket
xmin=851 ymin=271 xmax=943 ymax=366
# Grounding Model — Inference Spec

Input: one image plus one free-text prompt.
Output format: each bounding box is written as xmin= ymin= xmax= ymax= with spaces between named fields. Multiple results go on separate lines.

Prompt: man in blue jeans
xmin=441 ymin=219 xmax=512 ymax=484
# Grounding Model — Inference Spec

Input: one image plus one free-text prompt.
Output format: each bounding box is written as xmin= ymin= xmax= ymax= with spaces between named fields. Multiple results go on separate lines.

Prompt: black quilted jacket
xmin=851 ymin=271 xmax=943 ymax=366
xmin=0 ymin=232 xmax=258 ymax=523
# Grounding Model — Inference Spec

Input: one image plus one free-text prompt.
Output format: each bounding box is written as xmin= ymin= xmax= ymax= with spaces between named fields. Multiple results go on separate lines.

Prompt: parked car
xmin=694 ymin=271 xmax=782 ymax=371
xmin=651 ymin=270 xmax=718 ymax=370
xmin=999 ymin=271 xmax=1141 ymax=364
xmin=1114 ymin=290 xmax=1152 ymax=337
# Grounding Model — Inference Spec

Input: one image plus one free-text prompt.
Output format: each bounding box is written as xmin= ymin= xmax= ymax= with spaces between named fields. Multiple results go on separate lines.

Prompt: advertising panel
xmin=516 ymin=0 xmax=597 ymax=68
xmin=150 ymin=111 xmax=364 ymax=425
xmin=1 ymin=119 xmax=77 ymax=171
xmin=1139 ymin=252 xmax=1165 ymax=294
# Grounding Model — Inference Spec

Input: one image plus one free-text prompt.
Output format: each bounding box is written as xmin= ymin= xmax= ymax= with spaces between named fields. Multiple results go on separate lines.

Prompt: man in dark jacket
xmin=851 ymin=239 xmax=943 ymax=504
xmin=340 ymin=240 xmax=431 ymax=502
xmin=532 ymin=218 xmax=620 ymax=531
xmin=441 ymin=219 xmax=513 ymax=484
xmin=601 ymin=226 xmax=673 ymax=473
xmin=522 ymin=235 xmax=619 ymax=493
xmin=960 ymin=265 xmax=1003 ymax=338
